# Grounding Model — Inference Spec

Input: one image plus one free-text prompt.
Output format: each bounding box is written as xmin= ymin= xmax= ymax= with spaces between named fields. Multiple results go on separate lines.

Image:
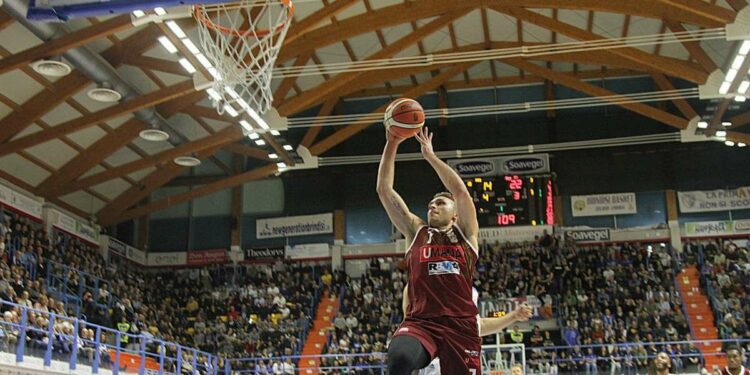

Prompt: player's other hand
xmin=512 ymin=304 xmax=533 ymax=322
xmin=414 ymin=127 xmax=435 ymax=158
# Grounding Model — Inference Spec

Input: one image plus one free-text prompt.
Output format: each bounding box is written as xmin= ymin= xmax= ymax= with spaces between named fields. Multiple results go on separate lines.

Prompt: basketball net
xmin=193 ymin=0 xmax=294 ymax=115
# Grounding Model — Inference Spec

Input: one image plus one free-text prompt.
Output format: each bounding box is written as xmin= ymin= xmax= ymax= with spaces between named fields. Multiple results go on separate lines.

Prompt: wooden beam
xmin=495 ymin=7 xmax=709 ymax=84
xmin=107 ymin=164 xmax=279 ymax=225
xmin=36 ymin=118 xmax=146 ymax=196
xmin=123 ymin=55 xmax=189 ymax=76
xmin=0 ymin=11 xmax=13 ymax=32
xmin=0 ymin=24 xmax=165 ymax=144
xmin=655 ymin=0 xmax=737 ymax=26
xmin=728 ymin=111 xmax=750 ymax=128
xmin=309 ymin=63 xmax=475 ymax=156
xmin=97 ymin=142 xmax=229 ymax=224
xmin=58 ymin=127 xmax=244 ymax=196
xmin=0 ymin=14 xmax=133 ymax=76
xmin=726 ymin=130 xmax=750 ymax=144
xmin=165 ymin=175 xmax=227 ymax=187
xmin=277 ymin=11 xmax=467 ymax=115
xmin=506 ymin=59 xmax=689 ymax=129
xmin=0 ymin=80 xmax=198 ymax=157
xmin=707 ymin=44 xmax=750 ymax=135
xmin=300 ymin=98 xmax=338 ymax=147
xmin=724 ymin=0 xmax=748 ymax=11
xmin=180 ymin=105 xmax=234 ymax=123
xmin=224 ymin=144 xmax=271 ymax=161
xmin=651 ymin=74 xmax=698 ymax=119
xmin=279 ymin=0 xmax=730 ymax=62
xmin=663 ymin=20 xmax=718 ymax=73
xmin=230 ymin=154 xmax=243 ymax=246
xmin=284 ymin=0 xmax=359 ymax=45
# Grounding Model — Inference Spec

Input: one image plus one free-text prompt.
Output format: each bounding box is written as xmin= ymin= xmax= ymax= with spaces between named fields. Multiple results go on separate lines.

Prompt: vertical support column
xmin=93 ymin=327 xmax=102 ymax=374
xmin=114 ymin=331 xmax=121 ymax=375
xmin=437 ymin=86 xmax=448 ymax=127
xmin=15 ymin=307 xmax=27 ymax=363
xmin=231 ymin=154 xmax=244 ymax=247
xmin=666 ymin=190 xmax=683 ymax=253
xmin=554 ymin=195 xmax=564 ymax=227
xmin=70 ymin=319 xmax=80 ymax=370
xmin=334 ymin=210 xmax=345 ymax=244
xmin=136 ymin=200 xmax=150 ymax=251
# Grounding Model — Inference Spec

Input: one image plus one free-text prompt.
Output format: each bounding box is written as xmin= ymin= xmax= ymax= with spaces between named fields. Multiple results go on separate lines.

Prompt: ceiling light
xmin=276 ymin=162 xmax=287 ymax=169
xmin=283 ymin=145 xmax=293 ymax=151
xmin=206 ymin=88 xmax=221 ymax=102
xmin=87 ymin=87 xmax=121 ymax=103
xmin=246 ymin=106 xmax=269 ymax=130
xmin=270 ymin=130 xmax=281 ymax=136
xmin=154 ymin=7 xmax=167 ymax=15
xmin=208 ymin=67 xmax=221 ymax=80
xmin=31 ymin=59 xmax=72 ymax=77
xmin=255 ymin=139 xmax=266 ymax=146
xmin=738 ymin=143 xmax=747 ymax=147
xmin=732 ymin=55 xmax=746 ymax=70
xmin=224 ymin=105 xmax=238 ymax=117
xmin=716 ymin=130 xmax=727 ymax=137
xmin=720 ymin=81 xmax=731 ymax=94
xmin=740 ymin=81 xmax=750 ymax=94
xmin=735 ymin=96 xmax=746 ymax=102
xmin=158 ymin=36 xmax=178 ymax=54
xmin=174 ymin=156 xmax=201 ymax=167
xmin=139 ymin=129 xmax=169 ymax=142
xmin=725 ymin=141 xmax=735 ymax=146
xmin=196 ymin=54 xmax=213 ymax=69
xmin=239 ymin=120 xmax=253 ymax=132
xmin=132 ymin=10 xmax=145 ymax=18
xmin=248 ymin=132 xmax=260 ymax=140
xmin=697 ymin=121 xmax=708 ymax=129
xmin=268 ymin=153 xmax=278 ymax=159
xmin=182 ymin=38 xmax=200 ymax=55
xmin=722 ymin=121 xmax=732 ymax=127
xmin=166 ymin=21 xmax=187 ymax=38
xmin=178 ymin=58 xmax=196 ymax=74
xmin=727 ymin=68 xmax=738 ymax=82
xmin=740 ymin=40 xmax=750 ymax=55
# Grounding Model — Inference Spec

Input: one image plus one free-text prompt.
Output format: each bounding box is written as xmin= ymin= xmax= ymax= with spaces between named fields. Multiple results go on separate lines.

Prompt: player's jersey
xmin=721 ymin=366 xmax=750 ymax=375
xmin=406 ymin=225 xmax=478 ymax=318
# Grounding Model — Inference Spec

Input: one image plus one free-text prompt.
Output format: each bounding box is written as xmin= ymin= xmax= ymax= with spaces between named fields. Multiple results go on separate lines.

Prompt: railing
xmin=231 ymin=353 xmax=386 ymax=375
xmin=0 ymin=299 xmax=218 ymax=375
xmin=45 ymin=259 xmax=113 ymax=319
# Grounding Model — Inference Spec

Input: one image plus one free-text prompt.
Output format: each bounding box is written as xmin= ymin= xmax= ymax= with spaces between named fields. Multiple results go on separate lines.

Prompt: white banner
xmin=566 ymin=228 xmax=611 ymax=243
xmin=49 ymin=209 xmax=99 ymax=244
xmin=257 ymin=213 xmax=333 ymax=239
xmin=570 ymin=193 xmax=637 ymax=217
xmin=479 ymin=225 xmax=552 ymax=244
xmin=286 ymin=243 xmax=331 ymax=259
xmin=678 ymin=186 xmax=750 ymax=213
xmin=0 ymin=184 xmax=42 ymax=219
xmin=448 ymin=154 xmax=550 ymax=177
xmin=148 ymin=252 xmax=187 ymax=267
xmin=126 ymin=247 xmax=147 ymax=265
xmin=682 ymin=219 xmax=750 ymax=237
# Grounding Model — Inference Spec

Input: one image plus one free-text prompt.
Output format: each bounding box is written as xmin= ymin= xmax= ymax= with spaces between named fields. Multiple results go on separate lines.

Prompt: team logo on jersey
xmin=464 ymin=349 xmax=480 ymax=357
xmin=420 ymin=245 xmax=465 ymax=263
xmin=428 ymin=261 xmax=461 ymax=275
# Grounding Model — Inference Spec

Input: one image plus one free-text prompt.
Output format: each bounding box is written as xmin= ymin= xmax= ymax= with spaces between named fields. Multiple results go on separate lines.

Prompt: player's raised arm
xmin=377 ymin=131 xmax=423 ymax=242
xmin=414 ymin=128 xmax=479 ymax=247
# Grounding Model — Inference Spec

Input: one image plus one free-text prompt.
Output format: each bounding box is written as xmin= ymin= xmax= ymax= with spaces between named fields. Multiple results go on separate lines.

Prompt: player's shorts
xmin=393 ymin=315 xmax=480 ymax=375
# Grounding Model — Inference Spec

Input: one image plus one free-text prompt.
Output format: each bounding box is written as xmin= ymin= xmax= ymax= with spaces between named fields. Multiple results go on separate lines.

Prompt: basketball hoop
xmin=193 ymin=0 xmax=294 ymax=116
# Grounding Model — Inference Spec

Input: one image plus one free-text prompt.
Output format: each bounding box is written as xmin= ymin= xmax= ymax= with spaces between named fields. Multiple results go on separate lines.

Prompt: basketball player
xmin=403 ymin=285 xmax=534 ymax=375
xmin=654 ymin=351 xmax=675 ymax=375
xmin=378 ymin=126 xmax=481 ymax=374
xmin=720 ymin=346 xmax=749 ymax=375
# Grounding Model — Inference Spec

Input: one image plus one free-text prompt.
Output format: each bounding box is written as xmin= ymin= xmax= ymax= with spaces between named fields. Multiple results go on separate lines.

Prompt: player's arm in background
xmin=402 ymin=285 xmax=533 ymax=336
xmin=414 ymin=128 xmax=479 ymax=248
xmin=377 ymin=131 xmax=424 ymax=242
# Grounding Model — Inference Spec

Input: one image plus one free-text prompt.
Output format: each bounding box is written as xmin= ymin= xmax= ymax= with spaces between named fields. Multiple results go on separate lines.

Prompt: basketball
xmin=384 ymin=98 xmax=425 ymax=138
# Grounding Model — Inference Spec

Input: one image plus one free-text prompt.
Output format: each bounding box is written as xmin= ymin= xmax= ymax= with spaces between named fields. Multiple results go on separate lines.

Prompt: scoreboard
xmin=464 ymin=175 xmax=554 ymax=227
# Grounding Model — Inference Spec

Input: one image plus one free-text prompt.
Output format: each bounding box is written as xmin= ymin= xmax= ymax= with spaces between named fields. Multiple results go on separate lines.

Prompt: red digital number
xmin=504 ymin=175 xmax=523 ymax=190
xmin=497 ymin=214 xmax=516 ymax=226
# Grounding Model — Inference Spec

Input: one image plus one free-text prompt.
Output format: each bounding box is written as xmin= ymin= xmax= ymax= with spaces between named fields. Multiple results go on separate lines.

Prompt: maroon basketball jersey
xmin=406 ymin=225 xmax=478 ymax=318
xmin=721 ymin=367 xmax=750 ymax=375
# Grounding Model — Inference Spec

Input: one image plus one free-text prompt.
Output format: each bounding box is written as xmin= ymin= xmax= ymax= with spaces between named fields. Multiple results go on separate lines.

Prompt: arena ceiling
xmin=0 ymin=0 xmax=747 ymax=226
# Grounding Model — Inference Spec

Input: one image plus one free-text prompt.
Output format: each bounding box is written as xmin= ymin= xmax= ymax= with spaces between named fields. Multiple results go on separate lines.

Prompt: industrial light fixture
xmin=174 ymin=156 xmax=201 ymax=167
xmin=139 ymin=127 xmax=169 ymax=142
xmin=268 ymin=153 xmax=278 ymax=159
xmin=31 ymin=59 xmax=72 ymax=77
xmin=697 ymin=121 xmax=708 ymax=129
xmin=738 ymin=143 xmax=747 ymax=147
xmin=87 ymin=83 xmax=121 ymax=103
xmin=283 ymin=145 xmax=293 ymax=151
xmin=725 ymin=140 xmax=736 ymax=146
xmin=722 ymin=121 xmax=732 ymax=127
xmin=716 ymin=130 xmax=727 ymax=137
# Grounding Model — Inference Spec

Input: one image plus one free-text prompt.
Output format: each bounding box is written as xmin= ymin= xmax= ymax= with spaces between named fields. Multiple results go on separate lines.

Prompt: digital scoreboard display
xmin=465 ymin=175 xmax=554 ymax=227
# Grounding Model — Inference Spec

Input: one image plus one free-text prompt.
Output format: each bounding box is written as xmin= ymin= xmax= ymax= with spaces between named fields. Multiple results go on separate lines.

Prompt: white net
xmin=193 ymin=0 xmax=293 ymax=115
xmin=481 ymin=342 xmax=526 ymax=375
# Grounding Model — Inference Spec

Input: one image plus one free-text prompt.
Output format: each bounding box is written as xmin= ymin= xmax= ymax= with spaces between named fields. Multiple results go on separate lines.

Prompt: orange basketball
xmin=383 ymin=98 xmax=425 ymax=138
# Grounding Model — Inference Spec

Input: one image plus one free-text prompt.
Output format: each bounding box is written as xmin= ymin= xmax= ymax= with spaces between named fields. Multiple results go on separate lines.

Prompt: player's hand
xmin=512 ymin=304 xmax=533 ymax=322
xmin=414 ymin=127 xmax=435 ymax=158
xmin=385 ymin=128 xmax=406 ymax=145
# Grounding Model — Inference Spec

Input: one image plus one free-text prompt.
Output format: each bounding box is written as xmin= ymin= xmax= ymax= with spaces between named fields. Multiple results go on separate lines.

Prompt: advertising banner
xmin=49 ymin=209 xmax=99 ymax=244
xmin=566 ymin=228 xmax=611 ymax=243
xmin=244 ymin=247 xmax=285 ymax=261
xmin=570 ymin=193 xmax=637 ymax=217
xmin=478 ymin=225 xmax=552 ymax=244
xmin=683 ymin=220 xmax=750 ymax=237
xmin=187 ymin=249 xmax=228 ymax=266
xmin=148 ymin=252 xmax=187 ymax=267
xmin=448 ymin=154 xmax=550 ymax=177
xmin=0 ymin=184 xmax=42 ymax=219
xmin=286 ymin=243 xmax=330 ymax=260
xmin=678 ymin=186 xmax=750 ymax=213
xmin=257 ymin=213 xmax=333 ymax=239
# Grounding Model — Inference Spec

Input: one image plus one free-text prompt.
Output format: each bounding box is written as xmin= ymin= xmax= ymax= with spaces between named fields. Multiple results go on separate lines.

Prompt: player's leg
xmin=436 ymin=317 xmax=481 ymax=375
xmin=387 ymin=335 xmax=432 ymax=375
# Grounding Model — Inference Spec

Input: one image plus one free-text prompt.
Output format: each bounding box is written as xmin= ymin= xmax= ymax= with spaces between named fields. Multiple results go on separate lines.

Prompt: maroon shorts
xmin=393 ymin=316 xmax=481 ymax=374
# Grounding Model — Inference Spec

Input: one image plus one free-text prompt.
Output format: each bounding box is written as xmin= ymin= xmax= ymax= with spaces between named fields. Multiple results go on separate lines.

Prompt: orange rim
xmin=194 ymin=0 xmax=294 ymax=37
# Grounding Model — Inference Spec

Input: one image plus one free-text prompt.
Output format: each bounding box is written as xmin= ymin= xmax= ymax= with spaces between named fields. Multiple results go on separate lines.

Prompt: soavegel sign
xmin=449 ymin=154 xmax=549 ymax=177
